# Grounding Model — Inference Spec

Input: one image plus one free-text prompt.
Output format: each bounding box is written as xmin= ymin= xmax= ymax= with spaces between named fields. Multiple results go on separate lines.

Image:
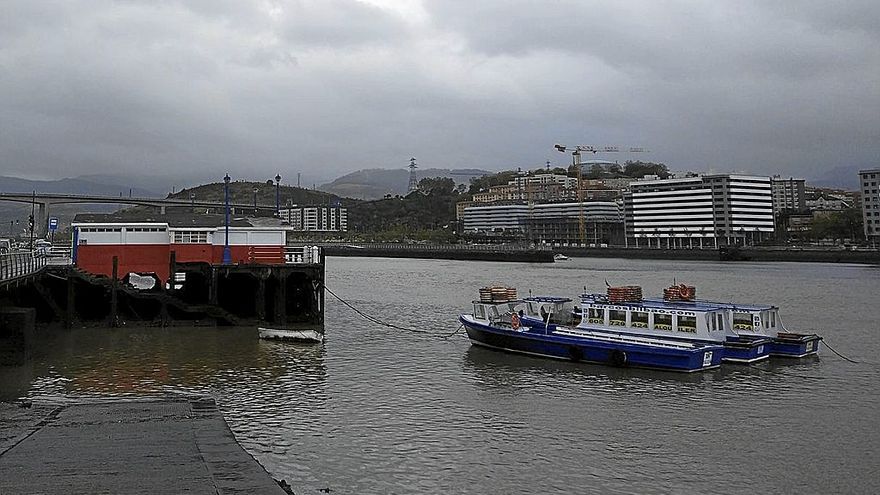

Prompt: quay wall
xmin=552 ymin=246 xmax=880 ymax=264
xmin=321 ymin=243 xmax=879 ymax=264
xmin=323 ymin=244 xmax=554 ymax=263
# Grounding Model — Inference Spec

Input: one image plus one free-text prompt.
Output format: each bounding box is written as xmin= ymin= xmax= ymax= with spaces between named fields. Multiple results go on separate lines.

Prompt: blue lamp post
xmin=274 ymin=174 xmax=281 ymax=217
xmin=222 ymin=173 xmax=232 ymax=264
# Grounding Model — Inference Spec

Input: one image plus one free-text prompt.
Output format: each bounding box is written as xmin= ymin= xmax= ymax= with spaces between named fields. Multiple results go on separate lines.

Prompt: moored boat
xmin=553 ymin=253 xmax=569 ymax=261
xmin=460 ymin=289 xmax=723 ymax=373
xmin=576 ymin=286 xmax=772 ymax=363
xmin=258 ymin=327 xmax=324 ymax=343
xmin=708 ymin=302 xmax=822 ymax=358
xmin=519 ymin=285 xmax=772 ymax=364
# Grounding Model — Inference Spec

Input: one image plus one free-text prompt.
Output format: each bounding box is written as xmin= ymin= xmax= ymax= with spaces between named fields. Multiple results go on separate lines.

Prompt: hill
xmin=320 ymin=168 xmax=490 ymax=199
xmin=0 ymin=175 xmax=160 ymax=197
xmin=169 ymin=180 xmax=347 ymax=207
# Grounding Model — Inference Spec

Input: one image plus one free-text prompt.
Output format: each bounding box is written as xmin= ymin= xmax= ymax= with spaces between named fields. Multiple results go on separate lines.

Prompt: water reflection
xmin=2 ymin=326 xmax=326 ymax=402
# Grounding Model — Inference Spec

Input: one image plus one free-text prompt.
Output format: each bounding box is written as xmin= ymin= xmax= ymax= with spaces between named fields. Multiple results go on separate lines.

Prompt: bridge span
xmin=0 ymin=192 xmax=278 ymax=237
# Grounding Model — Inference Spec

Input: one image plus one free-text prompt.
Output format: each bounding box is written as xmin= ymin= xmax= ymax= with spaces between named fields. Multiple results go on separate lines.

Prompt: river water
xmin=2 ymin=257 xmax=879 ymax=494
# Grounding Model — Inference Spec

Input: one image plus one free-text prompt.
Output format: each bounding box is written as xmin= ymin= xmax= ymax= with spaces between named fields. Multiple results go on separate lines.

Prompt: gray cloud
xmin=0 ymin=0 xmax=877 ymax=186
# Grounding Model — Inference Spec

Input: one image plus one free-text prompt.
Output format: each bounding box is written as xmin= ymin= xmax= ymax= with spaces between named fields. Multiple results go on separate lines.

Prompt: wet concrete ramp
xmin=0 ymin=399 xmax=285 ymax=494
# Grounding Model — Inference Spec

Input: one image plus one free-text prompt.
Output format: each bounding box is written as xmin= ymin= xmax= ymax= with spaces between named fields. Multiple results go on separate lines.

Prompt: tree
xmin=809 ymin=208 xmax=864 ymax=243
xmin=417 ymin=177 xmax=456 ymax=196
xmin=623 ymin=160 xmax=670 ymax=179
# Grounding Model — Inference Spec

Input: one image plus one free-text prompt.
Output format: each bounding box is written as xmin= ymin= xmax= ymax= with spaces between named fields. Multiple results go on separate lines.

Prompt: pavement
xmin=0 ymin=398 xmax=287 ymax=494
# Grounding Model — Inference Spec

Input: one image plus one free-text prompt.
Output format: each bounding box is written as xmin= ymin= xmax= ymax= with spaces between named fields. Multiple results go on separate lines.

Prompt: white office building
xmin=462 ymin=201 xmax=622 ymax=245
xmin=860 ymin=169 xmax=880 ymax=244
xmin=280 ymin=206 xmax=348 ymax=232
xmin=626 ymin=174 xmax=775 ymax=247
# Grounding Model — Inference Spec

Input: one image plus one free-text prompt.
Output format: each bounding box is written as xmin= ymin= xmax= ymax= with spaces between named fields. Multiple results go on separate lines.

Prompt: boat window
xmin=587 ymin=308 xmax=604 ymax=324
xmin=609 ymin=309 xmax=626 ymax=326
xmin=631 ymin=311 xmax=648 ymax=328
xmin=716 ymin=313 xmax=724 ymax=332
xmin=733 ymin=312 xmax=753 ymax=331
xmin=770 ymin=311 xmax=776 ymax=328
xmin=474 ymin=304 xmax=485 ymax=319
xmin=654 ymin=313 xmax=673 ymax=331
xmin=677 ymin=315 xmax=697 ymax=333
xmin=707 ymin=314 xmax=715 ymax=331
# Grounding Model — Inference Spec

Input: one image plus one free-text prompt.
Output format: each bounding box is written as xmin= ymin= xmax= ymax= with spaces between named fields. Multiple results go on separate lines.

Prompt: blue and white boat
xmin=459 ymin=293 xmax=723 ymax=373
xmin=576 ymin=290 xmax=772 ymax=364
xmin=519 ymin=287 xmax=772 ymax=364
xmin=707 ymin=302 xmax=822 ymax=358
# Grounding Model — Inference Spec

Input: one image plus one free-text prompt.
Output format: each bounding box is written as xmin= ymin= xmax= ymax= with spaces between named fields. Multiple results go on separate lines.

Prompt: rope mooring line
xmin=323 ymin=284 xmax=464 ymax=339
xmin=821 ymin=339 xmax=860 ymax=364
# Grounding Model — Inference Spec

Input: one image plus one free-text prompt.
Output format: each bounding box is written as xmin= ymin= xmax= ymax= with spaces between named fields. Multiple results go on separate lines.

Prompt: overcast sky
xmin=2 ymin=0 xmax=878 ymax=184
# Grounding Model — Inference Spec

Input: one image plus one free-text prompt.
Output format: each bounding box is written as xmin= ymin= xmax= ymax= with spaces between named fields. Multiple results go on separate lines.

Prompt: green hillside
xmin=172 ymin=181 xmax=349 ymax=207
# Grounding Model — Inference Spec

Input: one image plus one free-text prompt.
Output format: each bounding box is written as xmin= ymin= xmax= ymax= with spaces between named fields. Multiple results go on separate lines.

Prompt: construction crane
xmin=554 ymin=144 xmax=649 ymax=246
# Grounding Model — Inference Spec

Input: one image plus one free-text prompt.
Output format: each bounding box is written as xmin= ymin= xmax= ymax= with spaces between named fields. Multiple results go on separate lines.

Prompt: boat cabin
xmin=471 ymin=300 xmax=526 ymax=328
xmin=521 ymin=296 xmax=575 ymax=325
xmin=711 ymin=302 xmax=784 ymax=337
xmin=579 ymin=293 xmax=737 ymax=343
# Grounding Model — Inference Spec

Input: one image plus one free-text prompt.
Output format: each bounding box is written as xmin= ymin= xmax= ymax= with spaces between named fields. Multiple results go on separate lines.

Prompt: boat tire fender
xmin=568 ymin=346 xmax=583 ymax=362
xmin=609 ymin=349 xmax=627 ymax=367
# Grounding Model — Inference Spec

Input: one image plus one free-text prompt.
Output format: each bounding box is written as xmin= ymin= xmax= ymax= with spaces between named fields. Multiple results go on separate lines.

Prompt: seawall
xmin=323 ymin=244 xmax=555 ymax=263
xmin=321 ymin=243 xmax=879 ymax=264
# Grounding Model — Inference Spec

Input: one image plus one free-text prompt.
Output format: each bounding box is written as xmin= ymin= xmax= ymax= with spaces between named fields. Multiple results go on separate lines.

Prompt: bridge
xmin=0 ymin=192 xmax=279 ymax=237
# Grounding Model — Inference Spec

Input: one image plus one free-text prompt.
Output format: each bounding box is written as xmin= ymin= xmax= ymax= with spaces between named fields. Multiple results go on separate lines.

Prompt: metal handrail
xmin=0 ymin=252 xmax=47 ymax=282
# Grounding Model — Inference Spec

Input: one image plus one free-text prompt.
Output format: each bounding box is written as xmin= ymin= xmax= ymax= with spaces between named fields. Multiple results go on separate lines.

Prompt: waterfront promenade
xmin=0 ymin=399 xmax=286 ymax=494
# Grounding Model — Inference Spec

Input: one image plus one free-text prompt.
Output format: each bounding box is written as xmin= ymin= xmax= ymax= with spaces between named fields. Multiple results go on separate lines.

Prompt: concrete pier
xmin=0 ymin=399 xmax=286 ymax=494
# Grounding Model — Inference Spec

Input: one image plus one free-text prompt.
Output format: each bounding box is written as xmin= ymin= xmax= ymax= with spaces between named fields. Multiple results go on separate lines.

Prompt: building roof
xmin=72 ymin=212 xmax=286 ymax=229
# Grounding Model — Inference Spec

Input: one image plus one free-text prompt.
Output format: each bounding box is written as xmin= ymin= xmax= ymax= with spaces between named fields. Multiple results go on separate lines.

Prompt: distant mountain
xmin=0 ymin=176 xmax=164 ymax=235
xmin=807 ymin=165 xmax=862 ymax=190
xmin=0 ymin=176 xmax=161 ymax=197
xmin=320 ymin=168 xmax=491 ymax=199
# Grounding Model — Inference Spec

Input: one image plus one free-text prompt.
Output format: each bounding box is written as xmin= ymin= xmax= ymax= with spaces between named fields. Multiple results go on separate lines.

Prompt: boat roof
xmin=523 ymin=296 xmax=572 ymax=303
xmin=580 ymin=294 xmax=777 ymax=312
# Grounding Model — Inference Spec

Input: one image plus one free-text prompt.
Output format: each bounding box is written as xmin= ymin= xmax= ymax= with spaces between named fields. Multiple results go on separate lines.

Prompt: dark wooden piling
xmin=0 ymin=307 xmax=36 ymax=365
xmin=110 ymin=256 xmax=119 ymax=327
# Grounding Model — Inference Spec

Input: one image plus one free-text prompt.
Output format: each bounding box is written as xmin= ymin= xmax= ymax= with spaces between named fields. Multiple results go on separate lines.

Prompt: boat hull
xmin=770 ymin=333 xmax=822 ymax=358
xmin=461 ymin=317 xmax=722 ymax=373
xmin=521 ymin=315 xmax=770 ymax=364
xmin=258 ymin=327 xmax=324 ymax=343
xmin=721 ymin=336 xmax=772 ymax=364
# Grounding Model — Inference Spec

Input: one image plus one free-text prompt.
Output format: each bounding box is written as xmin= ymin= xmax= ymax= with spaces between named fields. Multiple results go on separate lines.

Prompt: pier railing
xmin=0 ymin=252 xmax=47 ymax=283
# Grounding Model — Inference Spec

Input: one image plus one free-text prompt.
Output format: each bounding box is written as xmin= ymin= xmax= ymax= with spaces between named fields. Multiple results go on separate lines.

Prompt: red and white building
xmin=72 ymin=214 xmax=293 ymax=281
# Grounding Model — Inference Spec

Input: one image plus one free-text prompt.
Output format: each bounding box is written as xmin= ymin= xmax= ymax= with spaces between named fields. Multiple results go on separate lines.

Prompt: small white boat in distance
xmin=553 ymin=253 xmax=569 ymax=261
xmin=258 ymin=327 xmax=324 ymax=343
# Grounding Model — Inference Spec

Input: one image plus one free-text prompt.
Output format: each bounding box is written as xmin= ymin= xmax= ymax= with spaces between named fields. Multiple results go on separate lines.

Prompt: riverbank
xmin=323 ymin=243 xmax=555 ymax=262
xmin=0 ymin=398 xmax=288 ymax=494
xmin=320 ymin=242 xmax=879 ymax=264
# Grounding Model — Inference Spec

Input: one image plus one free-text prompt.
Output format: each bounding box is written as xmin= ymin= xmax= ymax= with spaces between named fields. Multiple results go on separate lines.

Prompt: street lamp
xmin=223 ymin=174 xmax=232 ymax=264
xmin=190 ymin=193 xmax=195 ymax=208
xmin=275 ymin=174 xmax=282 ymax=217
xmin=253 ymin=187 xmax=259 ymax=216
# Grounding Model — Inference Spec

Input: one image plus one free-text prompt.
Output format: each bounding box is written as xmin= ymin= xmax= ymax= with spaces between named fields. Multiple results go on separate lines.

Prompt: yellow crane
xmin=553 ymin=144 xmax=648 ymax=246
